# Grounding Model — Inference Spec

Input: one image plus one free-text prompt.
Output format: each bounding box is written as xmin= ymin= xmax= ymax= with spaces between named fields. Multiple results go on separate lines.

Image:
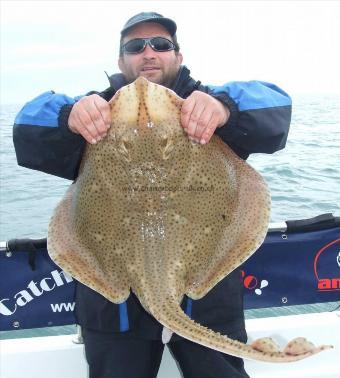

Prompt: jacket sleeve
xmin=208 ymin=81 xmax=292 ymax=159
xmin=13 ymin=91 xmax=86 ymax=180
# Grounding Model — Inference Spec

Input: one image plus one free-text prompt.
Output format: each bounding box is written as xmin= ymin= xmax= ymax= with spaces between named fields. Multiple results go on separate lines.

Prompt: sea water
xmin=0 ymin=94 xmax=339 ymax=339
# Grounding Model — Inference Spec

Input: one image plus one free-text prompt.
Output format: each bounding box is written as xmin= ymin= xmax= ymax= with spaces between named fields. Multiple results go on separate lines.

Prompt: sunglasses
xmin=121 ymin=37 xmax=176 ymax=54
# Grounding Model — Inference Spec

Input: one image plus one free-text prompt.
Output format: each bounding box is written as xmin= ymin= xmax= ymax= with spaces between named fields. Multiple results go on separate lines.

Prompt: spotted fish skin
xmin=48 ymin=77 xmax=332 ymax=362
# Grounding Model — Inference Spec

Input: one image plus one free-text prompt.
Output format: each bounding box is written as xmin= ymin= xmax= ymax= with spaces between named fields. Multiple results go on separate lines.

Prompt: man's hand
xmin=68 ymin=94 xmax=111 ymax=144
xmin=181 ymin=91 xmax=230 ymax=144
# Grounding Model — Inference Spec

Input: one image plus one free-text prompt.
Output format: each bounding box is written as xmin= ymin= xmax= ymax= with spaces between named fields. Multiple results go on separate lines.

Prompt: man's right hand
xmin=68 ymin=94 xmax=111 ymax=144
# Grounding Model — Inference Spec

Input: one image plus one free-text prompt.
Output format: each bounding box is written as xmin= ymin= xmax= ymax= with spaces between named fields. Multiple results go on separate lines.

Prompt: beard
xmin=139 ymin=69 xmax=178 ymax=88
xmin=122 ymin=60 xmax=180 ymax=89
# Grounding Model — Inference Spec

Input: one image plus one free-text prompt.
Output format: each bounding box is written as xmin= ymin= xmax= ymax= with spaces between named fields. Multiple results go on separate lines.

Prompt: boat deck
xmin=1 ymin=311 xmax=339 ymax=378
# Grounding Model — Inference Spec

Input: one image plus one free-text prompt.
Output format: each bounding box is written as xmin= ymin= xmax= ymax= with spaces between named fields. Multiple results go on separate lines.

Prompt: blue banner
xmin=1 ymin=223 xmax=339 ymax=331
xmin=0 ymin=247 xmax=76 ymax=330
xmin=241 ymin=228 xmax=339 ymax=309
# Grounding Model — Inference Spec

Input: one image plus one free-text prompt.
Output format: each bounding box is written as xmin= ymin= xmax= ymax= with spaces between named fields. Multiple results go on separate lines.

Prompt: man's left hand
xmin=181 ymin=91 xmax=230 ymax=144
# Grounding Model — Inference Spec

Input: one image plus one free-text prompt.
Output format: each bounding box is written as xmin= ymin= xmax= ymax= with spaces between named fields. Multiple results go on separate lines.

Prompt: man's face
xmin=118 ymin=22 xmax=183 ymax=88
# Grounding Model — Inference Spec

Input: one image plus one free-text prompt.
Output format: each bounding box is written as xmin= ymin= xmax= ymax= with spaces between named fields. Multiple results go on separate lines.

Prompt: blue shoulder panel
xmin=209 ymin=81 xmax=291 ymax=112
xmin=14 ymin=91 xmax=80 ymax=127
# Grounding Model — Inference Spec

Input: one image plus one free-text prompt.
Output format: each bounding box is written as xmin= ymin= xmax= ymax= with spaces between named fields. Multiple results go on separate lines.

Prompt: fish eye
xmin=122 ymin=140 xmax=132 ymax=151
xmin=160 ymin=136 xmax=169 ymax=148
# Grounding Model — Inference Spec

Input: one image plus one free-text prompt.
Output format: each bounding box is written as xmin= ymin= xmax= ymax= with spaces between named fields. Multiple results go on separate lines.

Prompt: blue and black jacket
xmin=13 ymin=65 xmax=292 ymax=339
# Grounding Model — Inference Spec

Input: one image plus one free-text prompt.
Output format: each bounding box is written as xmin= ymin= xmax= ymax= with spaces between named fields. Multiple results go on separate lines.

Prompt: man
xmin=13 ymin=12 xmax=292 ymax=378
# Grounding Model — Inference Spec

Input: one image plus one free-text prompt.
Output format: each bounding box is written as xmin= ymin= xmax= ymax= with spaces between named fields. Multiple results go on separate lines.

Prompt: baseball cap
xmin=121 ymin=12 xmax=177 ymax=37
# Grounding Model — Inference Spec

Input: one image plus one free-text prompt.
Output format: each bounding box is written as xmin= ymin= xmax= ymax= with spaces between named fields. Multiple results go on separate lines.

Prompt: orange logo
xmin=314 ymin=238 xmax=340 ymax=291
xmin=241 ymin=271 xmax=268 ymax=295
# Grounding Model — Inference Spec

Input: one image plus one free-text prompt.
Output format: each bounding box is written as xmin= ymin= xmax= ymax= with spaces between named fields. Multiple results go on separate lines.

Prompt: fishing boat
xmin=1 ymin=213 xmax=339 ymax=377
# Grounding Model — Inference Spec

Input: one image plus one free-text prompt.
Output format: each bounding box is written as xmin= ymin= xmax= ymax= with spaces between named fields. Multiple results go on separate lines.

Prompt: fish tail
xmin=153 ymin=300 xmax=332 ymax=363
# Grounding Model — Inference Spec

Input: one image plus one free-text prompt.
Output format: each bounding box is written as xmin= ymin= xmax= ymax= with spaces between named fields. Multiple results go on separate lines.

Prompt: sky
xmin=1 ymin=0 xmax=340 ymax=105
